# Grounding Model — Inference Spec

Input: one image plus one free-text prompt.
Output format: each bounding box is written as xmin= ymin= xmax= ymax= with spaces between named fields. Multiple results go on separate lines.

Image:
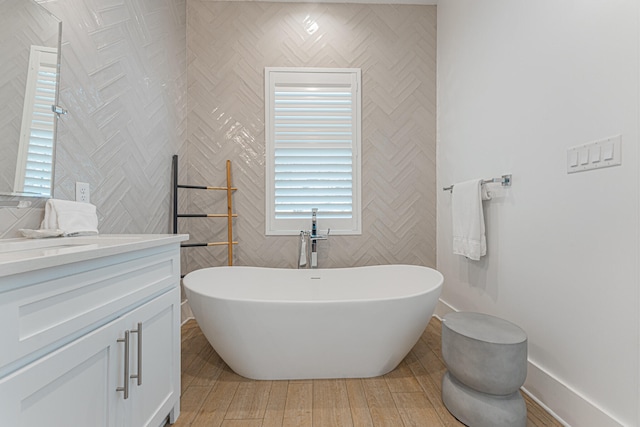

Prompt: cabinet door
xmin=126 ymin=287 xmax=181 ymax=427
xmin=0 ymin=316 xmax=127 ymax=427
xmin=0 ymin=287 xmax=180 ymax=427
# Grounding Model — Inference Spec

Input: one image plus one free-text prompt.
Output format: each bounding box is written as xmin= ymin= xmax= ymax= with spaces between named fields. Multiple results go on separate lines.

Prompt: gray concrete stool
xmin=441 ymin=312 xmax=528 ymax=427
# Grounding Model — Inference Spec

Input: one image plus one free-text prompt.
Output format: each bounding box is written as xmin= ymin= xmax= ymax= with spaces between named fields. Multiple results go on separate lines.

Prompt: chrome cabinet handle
xmin=116 ymin=330 xmax=130 ymax=399
xmin=130 ymin=322 xmax=142 ymax=386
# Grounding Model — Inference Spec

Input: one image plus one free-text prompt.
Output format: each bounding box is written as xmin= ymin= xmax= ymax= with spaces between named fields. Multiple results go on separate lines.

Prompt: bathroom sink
xmin=0 ymin=238 xmax=92 ymax=254
xmin=0 ymin=236 xmax=138 ymax=264
xmin=0 ymin=234 xmax=188 ymax=278
xmin=0 ymin=235 xmax=146 ymax=254
xmin=0 ymin=239 xmax=97 ymax=263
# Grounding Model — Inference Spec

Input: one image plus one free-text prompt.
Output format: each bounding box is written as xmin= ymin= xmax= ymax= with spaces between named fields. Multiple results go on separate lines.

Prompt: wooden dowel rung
xmin=177 ymin=213 xmax=238 ymax=218
xmin=209 ymin=241 xmax=238 ymax=246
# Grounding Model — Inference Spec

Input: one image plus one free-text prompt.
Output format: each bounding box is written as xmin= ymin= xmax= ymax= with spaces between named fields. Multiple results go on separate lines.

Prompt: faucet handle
xmin=311 ymin=229 xmax=330 ymax=240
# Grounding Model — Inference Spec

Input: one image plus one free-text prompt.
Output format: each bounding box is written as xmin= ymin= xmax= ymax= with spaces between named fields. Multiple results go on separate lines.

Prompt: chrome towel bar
xmin=443 ymin=174 xmax=512 ymax=192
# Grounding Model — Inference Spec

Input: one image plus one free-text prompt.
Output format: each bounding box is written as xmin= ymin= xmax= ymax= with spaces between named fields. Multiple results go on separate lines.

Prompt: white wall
xmin=437 ymin=1 xmax=639 ymax=426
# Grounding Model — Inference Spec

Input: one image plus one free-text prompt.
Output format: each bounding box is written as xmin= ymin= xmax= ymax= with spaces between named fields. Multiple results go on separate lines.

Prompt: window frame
xmin=265 ymin=67 xmax=362 ymax=236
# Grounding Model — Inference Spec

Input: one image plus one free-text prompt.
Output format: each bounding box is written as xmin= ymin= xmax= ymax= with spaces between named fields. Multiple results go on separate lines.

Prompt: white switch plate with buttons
xmin=567 ymin=135 xmax=621 ymax=174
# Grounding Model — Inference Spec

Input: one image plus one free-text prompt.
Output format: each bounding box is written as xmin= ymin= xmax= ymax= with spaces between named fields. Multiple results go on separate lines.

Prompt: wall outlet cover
xmin=75 ymin=182 xmax=90 ymax=203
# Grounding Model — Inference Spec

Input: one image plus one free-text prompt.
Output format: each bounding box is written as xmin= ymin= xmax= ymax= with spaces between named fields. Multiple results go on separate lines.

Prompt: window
xmin=265 ymin=68 xmax=361 ymax=235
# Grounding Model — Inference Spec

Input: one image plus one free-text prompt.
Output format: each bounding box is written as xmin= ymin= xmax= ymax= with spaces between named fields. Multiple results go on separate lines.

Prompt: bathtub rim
xmin=183 ymin=264 xmax=444 ymax=305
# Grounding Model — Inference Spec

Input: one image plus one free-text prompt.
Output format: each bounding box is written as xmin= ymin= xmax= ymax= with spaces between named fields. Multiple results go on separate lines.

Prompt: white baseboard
xmin=180 ymin=299 xmax=194 ymax=326
xmin=434 ymin=298 xmax=456 ymax=320
xmin=180 ymin=316 xmax=195 ymax=327
xmin=523 ymin=361 xmax=624 ymax=427
xmin=435 ymin=299 xmax=626 ymax=427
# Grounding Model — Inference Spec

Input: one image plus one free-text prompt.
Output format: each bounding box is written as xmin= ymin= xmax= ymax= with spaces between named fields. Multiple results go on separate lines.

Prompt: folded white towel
xmin=40 ymin=199 xmax=99 ymax=237
xmin=19 ymin=228 xmax=64 ymax=238
xmin=452 ymin=179 xmax=488 ymax=261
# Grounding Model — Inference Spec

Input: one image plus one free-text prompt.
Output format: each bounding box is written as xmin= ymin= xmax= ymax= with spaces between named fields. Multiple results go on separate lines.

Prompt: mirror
xmin=0 ymin=0 xmax=61 ymax=198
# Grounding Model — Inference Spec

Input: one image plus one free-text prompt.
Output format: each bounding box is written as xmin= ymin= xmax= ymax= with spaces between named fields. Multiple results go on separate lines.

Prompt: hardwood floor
xmin=172 ymin=318 xmax=562 ymax=427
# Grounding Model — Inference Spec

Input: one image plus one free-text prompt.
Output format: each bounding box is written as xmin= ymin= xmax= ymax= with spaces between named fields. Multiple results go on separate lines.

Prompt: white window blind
xmin=265 ymin=68 xmax=361 ymax=235
xmin=14 ymin=46 xmax=58 ymax=197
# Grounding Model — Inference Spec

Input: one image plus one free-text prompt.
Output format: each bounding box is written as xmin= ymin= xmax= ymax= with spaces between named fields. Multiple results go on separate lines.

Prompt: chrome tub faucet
xmin=298 ymin=208 xmax=329 ymax=269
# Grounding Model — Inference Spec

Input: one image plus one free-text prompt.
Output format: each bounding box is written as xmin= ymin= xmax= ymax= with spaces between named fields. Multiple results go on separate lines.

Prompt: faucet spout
xmin=311 ymin=208 xmax=318 ymax=237
xmin=311 ymin=208 xmax=318 ymax=268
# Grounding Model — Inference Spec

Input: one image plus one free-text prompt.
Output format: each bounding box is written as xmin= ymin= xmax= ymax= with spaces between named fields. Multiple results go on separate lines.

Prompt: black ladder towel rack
xmin=172 ymin=154 xmax=237 ymax=266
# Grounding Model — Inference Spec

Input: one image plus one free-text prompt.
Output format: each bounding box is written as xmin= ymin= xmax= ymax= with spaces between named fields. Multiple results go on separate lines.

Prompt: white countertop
xmin=0 ymin=234 xmax=188 ymax=278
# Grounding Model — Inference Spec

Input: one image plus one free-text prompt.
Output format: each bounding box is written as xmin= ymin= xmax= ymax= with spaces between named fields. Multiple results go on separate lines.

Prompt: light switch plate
xmin=567 ymin=135 xmax=621 ymax=174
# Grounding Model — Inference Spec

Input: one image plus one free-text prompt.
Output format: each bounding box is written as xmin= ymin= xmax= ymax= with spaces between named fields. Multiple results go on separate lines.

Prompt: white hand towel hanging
xmin=451 ymin=179 xmax=489 ymax=261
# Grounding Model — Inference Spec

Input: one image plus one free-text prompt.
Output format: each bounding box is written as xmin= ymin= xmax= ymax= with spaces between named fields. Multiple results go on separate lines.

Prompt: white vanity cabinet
xmin=0 ymin=234 xmax=187 ymax=427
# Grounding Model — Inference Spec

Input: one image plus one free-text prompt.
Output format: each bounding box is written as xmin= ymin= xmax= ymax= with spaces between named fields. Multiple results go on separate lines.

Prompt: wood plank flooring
xmin=171 ymin=318 xmax=562 ymax=427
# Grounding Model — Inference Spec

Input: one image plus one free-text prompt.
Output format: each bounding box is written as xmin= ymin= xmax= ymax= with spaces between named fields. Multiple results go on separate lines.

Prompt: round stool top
xmin=443 ymin=312 xmax=527 ymax=345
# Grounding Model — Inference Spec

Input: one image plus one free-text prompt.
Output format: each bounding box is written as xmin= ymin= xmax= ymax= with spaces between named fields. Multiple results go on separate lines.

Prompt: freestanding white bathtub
xmin=183 ymin=265 xmax=443 ymax=380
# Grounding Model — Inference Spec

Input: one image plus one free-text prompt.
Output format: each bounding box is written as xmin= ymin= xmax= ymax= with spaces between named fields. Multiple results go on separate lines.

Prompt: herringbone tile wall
xmin=0 ymin=0 xmax=187 ymax=238
xmin=184 ymin=1 xmax=437 ymax=273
